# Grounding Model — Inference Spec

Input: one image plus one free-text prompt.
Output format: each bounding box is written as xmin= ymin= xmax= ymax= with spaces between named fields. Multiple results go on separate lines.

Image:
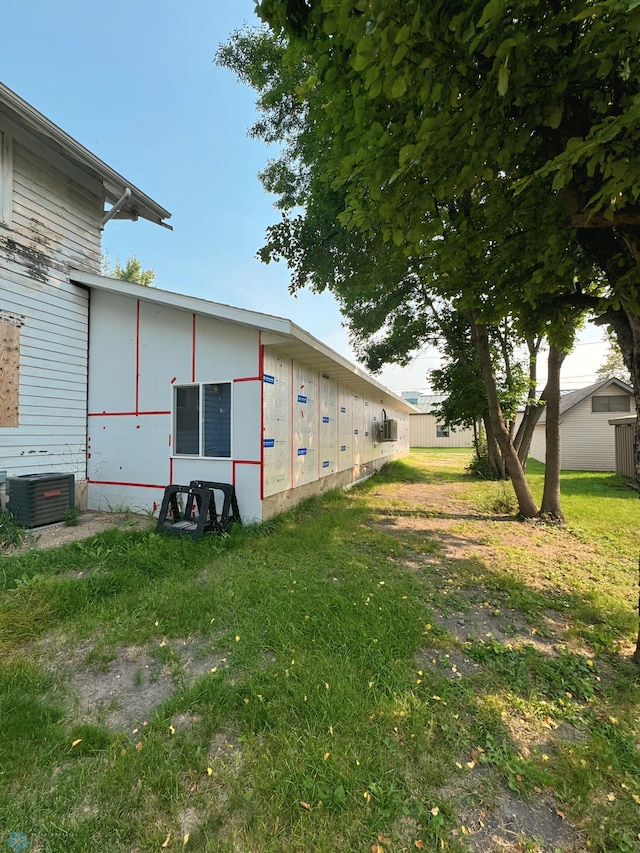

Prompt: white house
xmin=529 ymin=377 xmax=635 ymax=471
xmin=0 ymin=81 xmax=171 ymax=506
xmin=1 ymin=82 xmax=411 ymax=523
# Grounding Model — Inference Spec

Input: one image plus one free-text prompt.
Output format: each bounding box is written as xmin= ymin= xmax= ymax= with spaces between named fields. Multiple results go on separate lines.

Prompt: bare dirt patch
xmin=40 ymin=634 xmax=228 ymax=731
xmin=14 ymin=510 xmax=151 ymax=552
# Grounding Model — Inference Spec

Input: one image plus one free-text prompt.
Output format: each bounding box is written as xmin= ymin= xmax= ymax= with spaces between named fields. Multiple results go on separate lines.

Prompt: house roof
xmin=70 ymin=269 xmax=416 ymax=413
xmin=0 ymin=81 xmax=171 ymax=229
xmin=538 ymin=377 xmax=633 ymax=424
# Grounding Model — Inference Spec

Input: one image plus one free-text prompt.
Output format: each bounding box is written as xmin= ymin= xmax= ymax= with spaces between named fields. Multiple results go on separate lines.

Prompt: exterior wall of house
xmin=529 ymin=381 xmax=636 ymax=471
xmin=86 ymin=290 xmax=264 ymax=519
xmin=409 ymin=413 xmax=474 ymax=448
xmin=86 ymin=291 xmax=410 ymax=523
xmin=261 ymin=349 xmax=409 ymax=519
xmin=0 ymin=127 xmax=103 ymax=502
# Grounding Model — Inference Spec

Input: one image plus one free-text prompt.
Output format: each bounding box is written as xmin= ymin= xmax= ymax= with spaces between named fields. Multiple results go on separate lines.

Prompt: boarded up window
xmin=0 ymin=317 xmax=21 ymax=426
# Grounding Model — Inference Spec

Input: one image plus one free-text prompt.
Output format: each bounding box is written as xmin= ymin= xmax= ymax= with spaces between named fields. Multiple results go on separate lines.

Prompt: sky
xmin=0 ymin=0 xmax=609 ymax=393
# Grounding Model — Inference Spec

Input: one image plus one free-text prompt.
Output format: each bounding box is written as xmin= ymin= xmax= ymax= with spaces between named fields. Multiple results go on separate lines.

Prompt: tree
xmin=251 ymin=0 xmax=640 ymax=482
xmin=217 ymin=24 xmax=592 ymax=519
xmin=101 ymin=254 xmax=155 ymax=287
xmin=596 ymin=329 xmax=632 ymax=384
xmin=244 ymin=0 xmax=640 ymax=660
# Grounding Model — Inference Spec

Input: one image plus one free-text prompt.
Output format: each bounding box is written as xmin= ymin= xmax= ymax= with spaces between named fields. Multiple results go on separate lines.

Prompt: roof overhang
xmin=70 ymin=269 xmax=416 ymax=413
xmin=0 ymin=82 xmax=171 ymax=229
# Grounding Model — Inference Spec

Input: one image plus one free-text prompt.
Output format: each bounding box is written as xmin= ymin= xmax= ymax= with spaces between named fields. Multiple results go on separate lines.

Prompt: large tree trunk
xmin=539 ymin=344 xmax=566 ymax=521
xmin=513 ymin=337 xmax=543 ymax=467
xmin=471 ymin=314 xmax=538 ymax=517
xmin=482 ymin=410 xmax=505 ymax=479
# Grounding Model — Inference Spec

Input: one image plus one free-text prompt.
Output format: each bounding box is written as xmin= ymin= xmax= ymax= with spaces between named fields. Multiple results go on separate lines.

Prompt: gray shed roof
xmin=0 ymin=81 xmax=171 ymax=229
xmin=538 ymin=377 xmax=633 ymax=424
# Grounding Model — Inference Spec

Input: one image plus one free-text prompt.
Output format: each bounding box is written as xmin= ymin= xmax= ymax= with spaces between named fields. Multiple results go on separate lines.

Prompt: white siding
xmin=0 ymin=129 xmax=103 ymax=490
xmin=560 ymin=387 xmax=635 ymax=471
xmin=410 ymin=414 xmax=474 ymax=448
xmin=0 ymin=267 xmax=88 ymax=478
xmin=529 ymin=381 xmax=636 ymax=471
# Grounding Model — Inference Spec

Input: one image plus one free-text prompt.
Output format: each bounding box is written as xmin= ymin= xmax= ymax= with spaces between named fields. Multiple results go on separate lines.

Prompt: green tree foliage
xmin=218 ymin=22 xmax=590 ymax=517
xmin=102 ymin=254 xmax=155 ymax=287
xmin=596 ymin=329 xmax=632 ymax=383
xmin=250 ymin=0 xmax=640 ymax=461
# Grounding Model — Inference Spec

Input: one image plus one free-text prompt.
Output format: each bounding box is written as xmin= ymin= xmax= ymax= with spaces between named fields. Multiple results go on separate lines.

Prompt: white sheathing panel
xmin=138 ymin=302 xmax=193 ymax=412
xmin=319 ymin=374 xmax=338 ymax=476
xmin=233 ymin=379 xmax=261 ymax=461
xmin=171 ymin=457 xmax=233 ymax=487
xmin=233 ymin=462 xmax=262 ymax=525
xmin=0 ymin=267 xmax=88 ymax=477
xmin=88 ymin=291 xmax=140 ymax=413
xmin=88 ymin=415 xmax=169 ymax=489
xmin=87 ymin=292 xmax=264 ymax=520
xmin=195 ymin=315 xmax=259 ymax=382
xmin=293 ymin=361 xmax=318 ymax=487
xmin=352 ymin=394 xmax=364 ymax=465
xmin=263 ymin=351 xmax=292 ymax=497
xmin=338 ymin=388 xmax=353 ymax=471
xmin=362 ymin=397 xmax=375 ymax=459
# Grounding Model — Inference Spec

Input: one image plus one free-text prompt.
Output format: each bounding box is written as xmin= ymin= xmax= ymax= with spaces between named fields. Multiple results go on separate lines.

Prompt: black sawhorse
xmin=156 ymin=481 xmax=241 ymax=541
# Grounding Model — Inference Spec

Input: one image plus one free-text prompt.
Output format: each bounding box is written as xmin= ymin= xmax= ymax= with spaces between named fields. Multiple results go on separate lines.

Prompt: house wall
xmin=87 ymin=291 xmax=264 ymax=520
xmin=0 ymin=128 xmax=103 ymax=502
xmin=261 ymin=348 xmax=409 ymax=519
xmin=529 ymin=382 xmax=636 ymax=471
xmin=86 ymin=292 xmax=410 ymax=523
xmin=410 ymin=413 xmax=474 ymax=448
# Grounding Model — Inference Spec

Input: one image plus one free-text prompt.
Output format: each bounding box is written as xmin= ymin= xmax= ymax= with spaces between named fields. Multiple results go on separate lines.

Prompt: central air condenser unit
xmin=7 ymin=473 xmax=75 ymax=527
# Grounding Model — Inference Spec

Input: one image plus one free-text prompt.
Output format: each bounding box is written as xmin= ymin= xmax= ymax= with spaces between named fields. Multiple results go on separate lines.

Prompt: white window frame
xmin=0 ymin=129 xmax=13 ymax=226
xmin=173 ymin=381 xmax=233 ymax=459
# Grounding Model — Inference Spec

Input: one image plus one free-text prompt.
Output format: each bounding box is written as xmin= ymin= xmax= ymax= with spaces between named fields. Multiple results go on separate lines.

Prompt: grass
xmin=0 ymin=451 xmax=639 ymax=852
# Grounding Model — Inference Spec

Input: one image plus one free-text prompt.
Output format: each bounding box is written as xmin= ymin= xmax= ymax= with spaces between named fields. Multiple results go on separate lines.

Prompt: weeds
xmin=0 ymin=509 xmax=24 ymax=549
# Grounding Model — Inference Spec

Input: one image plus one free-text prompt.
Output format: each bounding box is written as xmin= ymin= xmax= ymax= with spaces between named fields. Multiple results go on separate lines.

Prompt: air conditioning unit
xmin=379 ymin=419 xmax=398 ymax=442
xmin=7 ymin=473 xmax=75 ymax=527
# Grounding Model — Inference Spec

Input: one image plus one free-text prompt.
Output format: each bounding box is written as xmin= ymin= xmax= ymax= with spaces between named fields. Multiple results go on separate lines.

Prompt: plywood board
xmin=0 ymin=320 xmax=19 ymax=426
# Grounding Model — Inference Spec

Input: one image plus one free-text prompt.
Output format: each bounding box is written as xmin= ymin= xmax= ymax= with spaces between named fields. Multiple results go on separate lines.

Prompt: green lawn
xmin=1 ymin=452 xmax=638 ymax=852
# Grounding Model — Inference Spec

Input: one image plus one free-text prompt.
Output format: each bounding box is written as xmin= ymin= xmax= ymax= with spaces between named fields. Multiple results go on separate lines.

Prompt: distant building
xmin=401 ymin=392 xmax=474 ymax=449
xmin=529 ymin=377 xmax=635 ymax=471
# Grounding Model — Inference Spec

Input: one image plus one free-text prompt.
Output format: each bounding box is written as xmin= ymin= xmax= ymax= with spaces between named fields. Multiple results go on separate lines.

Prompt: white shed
xmin=72 ymin=271 xmax=413 ymax=523
xmin=529 ymin=377 xmax=635 ymax=471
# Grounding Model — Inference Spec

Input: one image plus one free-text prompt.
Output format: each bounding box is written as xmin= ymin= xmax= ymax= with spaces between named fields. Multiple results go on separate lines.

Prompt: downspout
xmin=100 ymin=187 xmax=132 ymax=229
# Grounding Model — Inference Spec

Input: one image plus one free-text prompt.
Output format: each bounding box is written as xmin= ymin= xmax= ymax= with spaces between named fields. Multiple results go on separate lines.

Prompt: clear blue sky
xmin=0 ymin=0 xmax=605 ymax=391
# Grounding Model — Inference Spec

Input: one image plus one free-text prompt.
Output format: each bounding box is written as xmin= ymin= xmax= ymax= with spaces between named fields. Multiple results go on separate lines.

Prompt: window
xmin=174 ymin=383 xmax=231 ymax=457
xmin=0 ymin=130 xmax=12 ymax=225
xmin=591 ymin=395 xmax=630 ymax=413
xmin=436 ymin=424 xmax=449 ymax=438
